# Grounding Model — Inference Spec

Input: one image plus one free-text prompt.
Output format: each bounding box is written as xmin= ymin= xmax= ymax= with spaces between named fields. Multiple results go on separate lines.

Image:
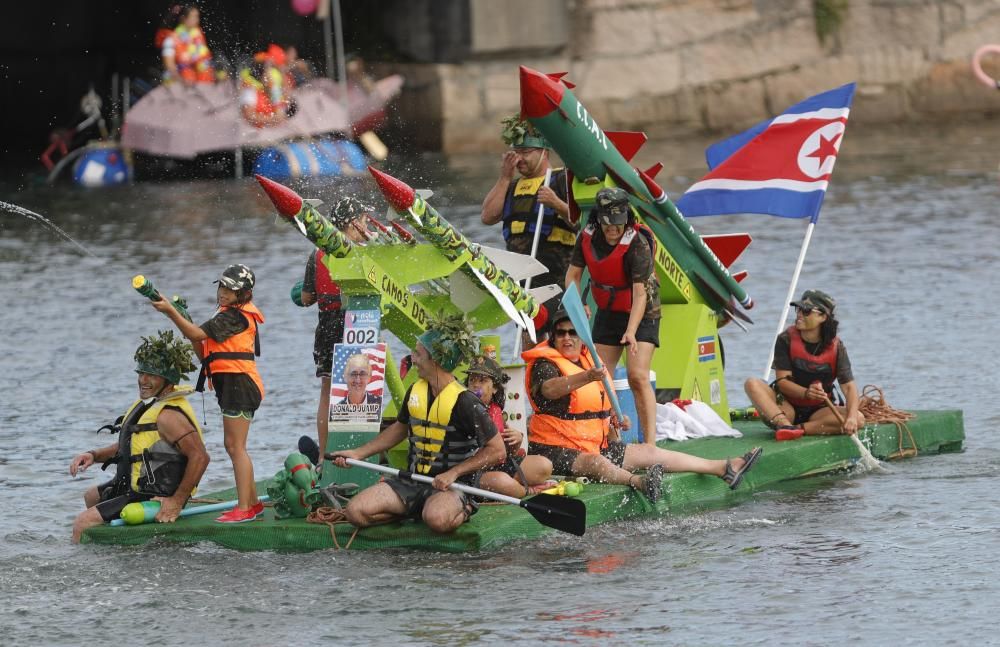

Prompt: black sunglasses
xmin=796 ymin=306 xmax=823 ymax=316
xmin=553 ymin=327 xmax=578 ymax=338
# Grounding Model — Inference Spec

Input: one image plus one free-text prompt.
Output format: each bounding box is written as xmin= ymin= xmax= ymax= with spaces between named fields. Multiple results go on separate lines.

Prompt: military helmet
xmin=215 ymin=264 xmax=255 ymax=291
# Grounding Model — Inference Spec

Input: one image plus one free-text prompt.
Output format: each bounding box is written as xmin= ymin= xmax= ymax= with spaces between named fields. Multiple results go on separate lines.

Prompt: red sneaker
xmin=775 ymin=426 xmax=805 ymax=441
xmin=251 ymin=501 xmax=265 ymax=518
xmin=215 ymin=506 xmax=260 ymax=523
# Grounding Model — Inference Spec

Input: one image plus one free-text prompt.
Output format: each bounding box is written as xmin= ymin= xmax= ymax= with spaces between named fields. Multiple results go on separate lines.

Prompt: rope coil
xmin=858 ymin=384 xmax=917 ymax=458
xmin=307 ymin=506 xmax=359 ymax=549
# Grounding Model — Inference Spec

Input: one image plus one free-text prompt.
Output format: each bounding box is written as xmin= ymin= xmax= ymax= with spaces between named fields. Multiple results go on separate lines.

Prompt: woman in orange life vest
xmin=465 ymin=355 xmax=555 ymax=498
xmin=295 ymin=197 xmax=377 ymax=466
xmin=744 ymin=290 xmax=864 ymax=440
xmin=565 ymin=187 xmax=660 ymax=444
xmin=171 ymin=5 xmax=216 ymax=84
xmin=151 ymin=264 xmax=264 ymax=523
xmin=523 ymin=309 xmax=763 ymax=501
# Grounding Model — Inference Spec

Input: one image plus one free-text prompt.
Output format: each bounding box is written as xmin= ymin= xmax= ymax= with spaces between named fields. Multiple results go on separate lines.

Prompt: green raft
xmin=81 ymin=410 xmax=963 ymax=552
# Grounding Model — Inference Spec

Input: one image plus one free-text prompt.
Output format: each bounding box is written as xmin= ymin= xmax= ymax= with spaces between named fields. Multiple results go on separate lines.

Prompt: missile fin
xmin=468 ymin=266 xmax=525 ymax=329
xmin=529 ymin=284 xmax=562 ymax=304
xmin=642 ymin=162 xmax=664 ymax=179
xmin=701 ymin=233 xmax=752 ymax=268
xmin=605 ymin=131 xmax=647 ymax=162
xmin=732 ymin=269 xmax=749 ymax=283
xmin=691 ymin=272 xmax=752 ymax=324
xmin=479 ymin=245 xmax=547 ymax=281
xmin=547 ymin=71 xmax=576 ymax=89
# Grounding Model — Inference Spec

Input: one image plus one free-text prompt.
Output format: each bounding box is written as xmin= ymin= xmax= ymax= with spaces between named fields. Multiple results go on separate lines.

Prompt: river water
xmin=1 ymin=122 xmax=998 ymax=645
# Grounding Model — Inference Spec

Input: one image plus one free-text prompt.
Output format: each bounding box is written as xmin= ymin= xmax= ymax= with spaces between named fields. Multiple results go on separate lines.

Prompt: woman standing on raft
xmin=744 ymin=290 xmax=864 ymax=440
xmin=565 ymin=187 xmax=661 ymax=444
xmin=151 ymin=264 xmax=264 ymax=523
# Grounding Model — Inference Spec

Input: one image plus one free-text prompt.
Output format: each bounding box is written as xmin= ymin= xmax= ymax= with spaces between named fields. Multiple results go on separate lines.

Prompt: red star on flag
xmin=807 ymin=132 xmax=842 ymax=167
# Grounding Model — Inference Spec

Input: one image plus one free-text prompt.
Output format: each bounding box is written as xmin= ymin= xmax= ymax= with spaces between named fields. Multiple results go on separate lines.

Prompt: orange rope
xmin=858 ymin=384 xmax=918 ymax=458
xmin=306 ymin=506 xmax=359 ymax=549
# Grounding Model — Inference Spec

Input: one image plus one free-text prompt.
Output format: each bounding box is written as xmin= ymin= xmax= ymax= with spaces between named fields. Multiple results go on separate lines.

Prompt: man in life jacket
xmin=522 ymin=310 xmax=762 ymax=500
xmin=327 ymin=317 xmax=506 ymax=534
xmin=744 ymin=289 xmax=864 ymax=440
xmin=296 ymin=197 xmax=378 ymax=466
xmin=480 ymin=115 xmax=576 ymax=321
xmin=69 ymin=331 xmax=209 ymax=542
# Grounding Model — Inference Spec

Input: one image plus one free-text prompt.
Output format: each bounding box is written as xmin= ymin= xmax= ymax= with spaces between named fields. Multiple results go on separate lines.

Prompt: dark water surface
xmin=1 ymin=122 xmax=999 ymax=645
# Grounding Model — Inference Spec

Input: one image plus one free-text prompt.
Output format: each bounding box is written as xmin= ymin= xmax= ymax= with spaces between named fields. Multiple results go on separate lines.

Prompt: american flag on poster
xmin=329 ymin=343 xmax=386 ymax=429
xmin=676 ymin=83 xmax=855 ymax=223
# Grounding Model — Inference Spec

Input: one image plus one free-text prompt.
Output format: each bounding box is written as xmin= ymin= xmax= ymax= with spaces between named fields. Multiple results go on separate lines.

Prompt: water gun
xmin=111 ymin=495 xmax=271 ymax=526
xmin=132 ymin=275 xmax=193 ymax=322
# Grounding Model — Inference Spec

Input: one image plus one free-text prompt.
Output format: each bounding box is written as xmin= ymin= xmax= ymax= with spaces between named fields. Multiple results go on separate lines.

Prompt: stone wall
xmin=384 ymin=0 xmax=1000 ymax=152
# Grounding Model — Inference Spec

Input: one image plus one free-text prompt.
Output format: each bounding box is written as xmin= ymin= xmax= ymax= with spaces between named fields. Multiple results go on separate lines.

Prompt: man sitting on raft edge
xmin=69 ymin=331 xmax=209 ymax=543
xmin=327 ymin=316 xmax=506 ymax=534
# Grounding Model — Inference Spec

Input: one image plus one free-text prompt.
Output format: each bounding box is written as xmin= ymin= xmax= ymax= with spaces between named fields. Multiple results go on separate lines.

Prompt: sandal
xmin=722 ymin=447 xmax=763 ymax=490
xmin=630 ymin=464 xmax=664 ymax=503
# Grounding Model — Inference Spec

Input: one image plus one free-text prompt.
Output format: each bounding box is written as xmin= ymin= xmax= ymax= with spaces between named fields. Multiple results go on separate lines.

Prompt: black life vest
xmin=501 ymin=168 xmax=575 ymax=245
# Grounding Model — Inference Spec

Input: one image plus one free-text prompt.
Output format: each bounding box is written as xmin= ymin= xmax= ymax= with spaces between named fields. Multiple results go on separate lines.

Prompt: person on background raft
xmin=296 ymin=197 xmax=378 ymax=463
xmin=744 ymin=290 xmax=864 ymax=440
xmin=155 ymin=5 xmax=182 ymax=84
xmin=565 ymin=187 xmax=661 ymax=444
xmin=150 ymin=264 xmax=264 ymax=524
xmin=171 ymin=5 xmax=217 ymax=85
xmin=327 ymin=319 xmax=506 ymax=534
xmin=522 ymin=309 xmax=762 ymax=502
xmin=465 ymin=355 xmax=556 ymax=498
xmin=69 ymin=332 xmax=208 ymax=543
xmin=480 ymin=115 xmax=575 ymax=321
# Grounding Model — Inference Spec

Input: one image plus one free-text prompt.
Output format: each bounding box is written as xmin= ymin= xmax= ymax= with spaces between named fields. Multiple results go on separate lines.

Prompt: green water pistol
xmin=133 ymin=275 xmax=193 ymax=322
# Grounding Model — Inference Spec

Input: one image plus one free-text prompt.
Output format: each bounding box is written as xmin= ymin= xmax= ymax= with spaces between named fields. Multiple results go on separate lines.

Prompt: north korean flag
xmin=676 ymin=83 xmax=855 ymax=223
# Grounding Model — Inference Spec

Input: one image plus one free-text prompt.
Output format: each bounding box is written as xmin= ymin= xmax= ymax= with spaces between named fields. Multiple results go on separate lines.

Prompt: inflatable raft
xmin=81 ymin=410 xmax=963 ymax=552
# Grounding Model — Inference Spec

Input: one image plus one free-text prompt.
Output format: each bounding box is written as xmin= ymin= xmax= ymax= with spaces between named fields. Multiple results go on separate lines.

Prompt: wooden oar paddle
xmin=561 ymin=283 xmax=625 ymax=422
xmin=822 ymin=394 xmax=887 ymax=473
xmin=340 ymin=458 xmax=586 ymax=536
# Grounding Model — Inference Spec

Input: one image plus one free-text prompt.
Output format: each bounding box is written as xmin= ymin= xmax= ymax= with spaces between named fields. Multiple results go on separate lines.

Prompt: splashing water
xmin=0 ymin=200 xmax=99 ymax=259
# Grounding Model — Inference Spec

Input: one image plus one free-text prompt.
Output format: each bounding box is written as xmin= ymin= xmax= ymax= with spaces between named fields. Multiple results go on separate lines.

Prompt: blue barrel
xmin=72 ymin=147 xmax=130 ymax=187
xmin=613 ymin=366 xmax=657 ymax=443
xmin=253 ymin=138 xmax=368 ymax=180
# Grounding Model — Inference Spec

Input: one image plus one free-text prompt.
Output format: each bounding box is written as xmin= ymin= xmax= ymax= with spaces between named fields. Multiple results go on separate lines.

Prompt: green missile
xmin=132 ymin=275 xmax=193 ymax=322
xmin=255 ymin=174 xmax=355 ymax=258
xmin=368 ymin=166 xmax=540 ymax=320
xmin=519 ymin=65 xmax=753 ymax=311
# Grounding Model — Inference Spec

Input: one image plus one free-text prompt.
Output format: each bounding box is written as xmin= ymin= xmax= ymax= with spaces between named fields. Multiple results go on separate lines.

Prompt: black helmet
xmin=215 ymin=264 xmax=255 ymax=291
xmin=466 ymin=356 xmax=509 ymax=386
xmin=330 ymin=196 xmax=373 ymax=229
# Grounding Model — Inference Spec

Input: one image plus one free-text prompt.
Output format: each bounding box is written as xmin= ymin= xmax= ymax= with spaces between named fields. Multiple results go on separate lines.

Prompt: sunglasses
xmin=796 ymin=306 xmax=824 ymax=316
xmin=553 ymin=327 xmax=578 ymax=338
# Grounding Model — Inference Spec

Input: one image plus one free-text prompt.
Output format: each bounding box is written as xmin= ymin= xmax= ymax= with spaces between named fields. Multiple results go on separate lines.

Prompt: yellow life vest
xmin=118 ymin=386 xmax=204 ymax=496
xmin=406 ymin=379 xmax=478 ymax=475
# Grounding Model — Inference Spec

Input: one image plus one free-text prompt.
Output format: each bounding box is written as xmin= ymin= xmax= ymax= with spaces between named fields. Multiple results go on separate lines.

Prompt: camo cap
xmin=790 ymin=289 xmax=836 ymax=315
xmin=466 ymin=356 xmax=509 ymax=385
xmin=330 ymin=196 xmax=374 ymax=229
xmin=594 ymin=187 xmax=631 ymax=225
xmin=215 ymin=264 xmax=255 ymax=291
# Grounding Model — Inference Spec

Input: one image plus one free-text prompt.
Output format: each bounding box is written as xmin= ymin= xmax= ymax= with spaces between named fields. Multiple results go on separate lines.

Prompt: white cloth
xmin=655 ymin=401 xmax=742 ymax=441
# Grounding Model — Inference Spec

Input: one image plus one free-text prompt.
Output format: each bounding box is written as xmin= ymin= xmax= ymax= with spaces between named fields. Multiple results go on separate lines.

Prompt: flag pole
xmin=761 ymin=219 xmax=816 ymax=379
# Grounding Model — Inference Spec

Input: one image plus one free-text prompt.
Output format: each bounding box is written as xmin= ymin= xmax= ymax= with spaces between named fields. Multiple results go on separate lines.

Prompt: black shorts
xmin=592 ymin=310 xmax=660 ymax=347
xmin=792 ymin=404 xmax=824 ymax=425
xmin=94 ymin=479 xmax=151 ymax=523
xmin=528 ymin=441 xmax=627 ymax=476
xmin=491 ymin=455 xmax=524 ymax=478
xmin=211 ymin=373 xmax=262 ymax=413
xmin=314 ymin=310 xmax=346 ymax=378
xmin=384 ymin=477 xmax=478 ymax=521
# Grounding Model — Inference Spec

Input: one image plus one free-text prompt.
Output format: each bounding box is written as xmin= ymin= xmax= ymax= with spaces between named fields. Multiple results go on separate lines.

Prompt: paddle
xmin=337 ymin=457 xmax=586 ymax=536
xmin=821 ymin=394 xmax=887 ymax=473
xmin=560 ymin=282 xmax=625 ymax=422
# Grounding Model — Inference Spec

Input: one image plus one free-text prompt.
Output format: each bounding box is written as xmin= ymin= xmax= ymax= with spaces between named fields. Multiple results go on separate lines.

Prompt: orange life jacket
xmin=522 ymin=342 xmax=610 ymax=454
xmin=198 ymin=302 xmax=264 ymax=399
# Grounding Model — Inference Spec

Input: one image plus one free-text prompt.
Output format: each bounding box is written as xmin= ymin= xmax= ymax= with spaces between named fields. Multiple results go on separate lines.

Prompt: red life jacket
xmin=313 ymin=250 xmax=342 ymax=312
xmin=581 ymin=223 xmax=656 ymax=313
xmin=784 ymin=326 xmax=839 ymax=407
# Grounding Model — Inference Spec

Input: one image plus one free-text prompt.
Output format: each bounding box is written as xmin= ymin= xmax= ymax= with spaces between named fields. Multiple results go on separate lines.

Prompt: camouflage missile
xmin=255 ymin=174 xmax=355 ymax=258
xmin=518 ymin=66 xmax=753 ymax=310
xmin=368 ymin=166 xmax=539 ymax=320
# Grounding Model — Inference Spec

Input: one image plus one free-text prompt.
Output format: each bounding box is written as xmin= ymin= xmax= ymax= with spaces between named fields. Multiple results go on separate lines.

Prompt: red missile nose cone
xmin=637 ymin=168 xmax=666 ymax=201
xmin=519 ymin=65 xmax=565 ymax=119
xmin=368 ymin=166 xmax=416 ymax=212
xmin=255 ymin=174 xmax=302 ymax=217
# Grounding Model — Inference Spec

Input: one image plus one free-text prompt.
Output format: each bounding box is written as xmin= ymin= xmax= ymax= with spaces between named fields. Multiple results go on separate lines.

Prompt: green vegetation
xmin=814 ymin=0 xmax=848 ymax=45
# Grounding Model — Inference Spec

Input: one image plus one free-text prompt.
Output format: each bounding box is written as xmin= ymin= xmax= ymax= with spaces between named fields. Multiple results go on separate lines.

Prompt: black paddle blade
xmin=521 ymin=493 xmax=587 ymax=536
